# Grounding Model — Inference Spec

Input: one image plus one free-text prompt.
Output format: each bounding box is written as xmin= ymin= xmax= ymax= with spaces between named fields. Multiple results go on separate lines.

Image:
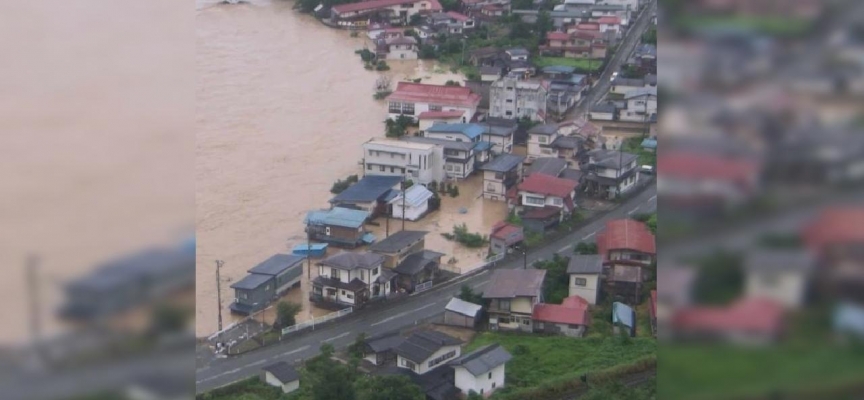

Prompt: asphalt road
xmin=569 ymin=0 xmax=657 ymax=117
xmin=195 ymin=184 xmax=658 ymax=393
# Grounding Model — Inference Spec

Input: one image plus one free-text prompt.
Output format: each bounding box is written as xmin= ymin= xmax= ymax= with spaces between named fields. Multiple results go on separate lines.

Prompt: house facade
xmin=229 ymin=254 xmax=305 ymax=315
xmin=744 ymin=250 xmax=814 ymax=309
xmin=489 ymin=75 xmax=549 ymax=121
xmin=394 ymin=330 xmax=462 ymax=375
xmin=489 ymin=222 xmax=524 ymax=255
xmin=379 ymin=36 xmax=419 ymax=60
xmin=513 ymin=173 xmax=579 ymax=218
xmin=484 ymin=269 xmax=547 ymax=331
xmin=389 ymin=184 xmax=434 ymax=221
xmin=310 ymin=252 xmax=394 ymax=309
xmin=526 ymin=124 xmax=560 ymax=159
xmin=363 ymin=138 xmax=445 ymax=185
xmin=479 ymin=153 xmax=525 ymax=201
xmin=386 ymin=82 xmax=481 ymax=122
xmin=403 ymin=136 xmax=477 ymax=179
xmin=451 ymin=344 xmax=512 ymax=398
xmin=597 ymin=219 xmax=656 ymax=304
xmin=369 ymin=230 xmax=428 ymax=270
xmin=481 ymin=117 xmax=517 ymax=154
xmin=620 ymin=87 xmax=657 ymax=123
xmin=305 ymin=207 xmax=373 ymax=248
xmin=444 ymin=297 xmax=483 ymax=328
xmin=532 ymin=295 xmax=591 ymax=337
xmin=567 ymin=255 xmax=603 ymax=305
xmin=261 ymin=362 xmax=300 ymax=395
xmin=583 ymin=149 xmax=639 ymax=199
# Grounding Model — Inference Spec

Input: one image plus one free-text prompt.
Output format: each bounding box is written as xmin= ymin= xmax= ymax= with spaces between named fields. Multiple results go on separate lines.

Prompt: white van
xmin=640 ymin=165 xmax=654 ymax=174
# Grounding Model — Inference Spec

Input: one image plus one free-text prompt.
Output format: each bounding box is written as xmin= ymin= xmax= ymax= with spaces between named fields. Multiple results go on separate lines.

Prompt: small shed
xmin=444 ymin=297 xmax=483 ymax=328
xmin=612 ymin=302 xmax=636 ymax=337
xmin=261 ymin=361 xmax=300 ymax=394
xmin=834 ymin=302 xmax=864 ymax=339
xmin=389 ymin=184 xmax=434 ymax=221
xmin=489 ymin=222 xmax=524 ymax=255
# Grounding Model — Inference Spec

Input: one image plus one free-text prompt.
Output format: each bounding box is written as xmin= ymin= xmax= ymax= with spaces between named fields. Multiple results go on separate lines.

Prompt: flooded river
xmin=196 ymin=0 xmax=499 ymax=337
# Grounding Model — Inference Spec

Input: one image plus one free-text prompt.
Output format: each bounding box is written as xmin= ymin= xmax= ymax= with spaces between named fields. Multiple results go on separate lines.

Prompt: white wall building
xmin=451 ymin=344 xmax=512 ymax=398
xmin=566 ymin=255 xmax=603 ymax=305
xmin=363 ymin=138 xmax=445 ymax=185
xmin=744 ymin=250 xmax=814 ymax=309
xmin=489 ymin=76 xmax=549 ymax=121
xmin=389 ymin=184 xmax=434 ymax=221
xmin=620 ymin=87 xmax=657 ymax=123
xmin=386 ymin=82 xmax=481 ymax=122
xmin=394 ymin=330 xmax=462 ymax=375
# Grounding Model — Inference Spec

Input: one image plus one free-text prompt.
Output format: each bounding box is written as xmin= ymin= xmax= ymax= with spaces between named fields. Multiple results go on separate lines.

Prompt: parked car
xmin=640 ymin=165 xmax=654 ymax=174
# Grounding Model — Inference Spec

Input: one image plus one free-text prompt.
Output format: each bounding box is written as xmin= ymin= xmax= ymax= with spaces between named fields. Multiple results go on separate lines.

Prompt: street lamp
xmin=522 ymin=247 xmax=528 ymax=270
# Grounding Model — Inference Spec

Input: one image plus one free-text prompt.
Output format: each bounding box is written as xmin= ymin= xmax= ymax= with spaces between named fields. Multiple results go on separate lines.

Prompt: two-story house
xmin=803 ymin=207 xmax=864 ymax=303
xmin=363 ymin=138 xmax=445 ymax=185
xmin=566 ymin=254 xmax=603 ymax=305
xmin=543 ymin=31 xmax=607 ymax=59
xmin=386 ymin=82 xmax=481 ymax=122
xmin=418 ymin=110 xmax=465 ymax=131
xmin=450 ymin=344 xmax=512 ymax=398
xmin=583 ymin=149 xmax=639 ymax=199
xmin=424 ymin=122 xmax=485 ymax=143
xmin=378 ymin=36 xmax=419 ymax=60
xmin=596 ymin=219 xmax=656 ymax=304
xmin=305 ymin=207 xmax=374 ymax=248
xmin=744 ymin=250 xmax=814 ymax=309
xmin=526 ymin=124 xmax=560 ymax=159
xmin=369 ymin=230 xmax=445 ymax=292
xmin=513 ymin=172 xmax=578 ymax=215
xmin=394 ymin=330 xmax=462 ymax=375
xmin=310 ymin=252 xmax=395 ymax=309
xmin=402 ymin=136 xmax=478 ymax=179
xmin=369 ymin=230 xmax=428 ymax=269
xmin=479 ymin=153 xmax=525 ymax=202
xmin=489 ymin=75 xmax=549 ymax=121
xmin=480 ymin=117 xmax=517 ymax=154
xmin=620 ymin=87 xmax=657 ymax=123
xmin=228 ymin=254 xmax=305 ymax=315
xmin=484 ymin=269 xmax=547 ymax=331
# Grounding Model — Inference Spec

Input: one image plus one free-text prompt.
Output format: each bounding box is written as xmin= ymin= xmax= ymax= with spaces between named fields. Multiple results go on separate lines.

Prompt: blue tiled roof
xmin=427 ymin=123 xmax=485 ymax=140
xmin=640 ymin=138 xmax=657 ymax=149
xmin=305 ymin=207 xmax=370 ymax=229
xmin=330 ymin=175 xmax=402 ymax=204
xmin=612 ymin=302 xmax=635 ymax=328
xmin=473 ymin=141 xmax=493 ymax=151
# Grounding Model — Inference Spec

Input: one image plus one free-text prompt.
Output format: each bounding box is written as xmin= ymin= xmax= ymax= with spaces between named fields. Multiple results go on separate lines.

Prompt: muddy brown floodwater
xmin=196 ymin=1 xmax=505 ymax=337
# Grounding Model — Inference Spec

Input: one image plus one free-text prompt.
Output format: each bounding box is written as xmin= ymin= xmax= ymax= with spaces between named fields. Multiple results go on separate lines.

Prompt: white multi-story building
xmin=363 ymin=138 xmax=445 ymax=184
xmin=489 ymin=75 xmax=549 ymax=121
xmin=620 ymin=87 xmax=657 ymax=123
xmin=386 ymin=82 xmax=481 ymax=122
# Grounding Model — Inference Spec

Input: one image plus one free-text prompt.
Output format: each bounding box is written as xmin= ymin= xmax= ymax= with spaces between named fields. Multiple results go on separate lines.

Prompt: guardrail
xmin=281 ymin=307 xmax=353 ymax=336
xmin=415 ymin=281 xmax=434 ymax=293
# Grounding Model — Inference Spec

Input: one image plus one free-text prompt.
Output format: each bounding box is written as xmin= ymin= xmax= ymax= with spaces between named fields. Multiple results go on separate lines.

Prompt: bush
xmin=506 ymin=210 xmax=523 ymax=226
xmin=427 ymin=181 xmax=438 ymax=192
xmin=574 ymin=242 xmax=598 ymax=254
xmin=330 ymin=174 xmax=359 ymax=194
xmin=275 ymin=301 xmax=302 ymax=329
xmin=376 ymin=60 xmax=391 ymax=71
xmin=442 ymin=223 xmax=487 ymax=248
xmin=448 ymin=184 xmax=460 ymax=197
xmin=355 ymin=48 xmax=375 ymax=63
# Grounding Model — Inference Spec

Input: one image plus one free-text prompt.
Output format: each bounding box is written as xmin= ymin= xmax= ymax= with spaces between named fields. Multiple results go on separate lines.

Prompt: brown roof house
xmin=596 ymin=219 xmax=656 ymax=305
xmin=483 ymin=269 xmax=546 ymax=332
xmin=532 ymin=295 xmax=591 ymax=337
xmin=369 ymin=230 xmax=446 ymax=293
xmin=310 ymin=252 xmax=396 ymax=310
xmin=489 ymin=222 xmax=524 ymax=256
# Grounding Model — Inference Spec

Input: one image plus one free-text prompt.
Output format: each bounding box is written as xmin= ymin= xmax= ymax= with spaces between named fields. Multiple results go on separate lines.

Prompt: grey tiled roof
xmin=369 ymin=230 xmax=428 ymax=254
xmin=482 ymin=269 xmax=546 ymax=299
xmin=248 ymin=254 xmax=305 ymax=276
xmin=480 ymin=154 xmax=525 ymax=172
xmin=319 ymin=252 xmax=385 ymax=271
xmin=395 ymin=250 xmax=445 ymax=276
xmin=262 ymin=361 xmax=300 ymax=384
xmin=567 ymin=255 xmax=603 ymax=274
xmin=449 ymin=343 xmax=512 ymax=376
xmin=527 ymin=157 xmax=567 ymax=177
xmin=365 ymin=331 xmax=405 ymax=353
xmin=394 ymin=330 xmax=462 ymax=363
xmin=330 ymin=175 xmax=402 ymax=204
xmin=745 ymin=250 xmax=815 ymax=274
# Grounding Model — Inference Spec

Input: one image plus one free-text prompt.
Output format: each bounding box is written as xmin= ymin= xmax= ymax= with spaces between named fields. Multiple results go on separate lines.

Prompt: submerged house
xmin=479 ymin=153 xmax=525 ymax=202
xmin=310 ymin=252 xmax=395 ymax=310
xmin=229 ymin=254 xmax=305 ymax=315
xmin=489 ymin=222 xmax=524 ymax=255
xmin=389 ymin=184 xmax=435 ymax=221
xmin=370 ymin=230 xmax=429 ymax=269
xmin=305 ymin=207 xmax=375 ymax=248
xmin=329 ymin=175 xmax=402 ymax=218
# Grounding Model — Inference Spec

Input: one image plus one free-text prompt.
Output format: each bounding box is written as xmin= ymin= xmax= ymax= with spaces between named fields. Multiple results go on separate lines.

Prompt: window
xmin=240 ymin=292 xmax=248 ymax=300
xmin=492 ymin=382 xmax=497 ymax=388
xmin=402 ymin=102 xmax=415 ymax=115
xmin=427 ymin=350 xmax=457 ymax=368
xmin=522 ymin=319 xmax=530 ymax=325
xmin=429 ymin=104 xmax=442 ymax=111
xmin=487 ymin=182 xmax=496 ymax=192
xmin=538 ymin=136 xmax=547 ymax=143
xmin=347 ymin=293 xmax=354 ymax=299
xmin=505 ymin=111 xmax=513 ymax=116
xmin=525 ymin=196 xmax=545 ymax=206
xmin=574 ymin=277 xmax=587 ymax=286
xmin=494 ymin=172 xmax=504 ymax=180
xmin=499 ymin=316 xmax=510 ymax=324
xmin=325 ymin=226 xmax=331 ymax=236
xmin=379 ymin=165 xmax=385 ymax=172
xmin=360 ymin=270 xmax=365 ymax=281
xmin=552 ymin=197 xmax=563 ymax=206
xmin=388 ymin=102 xmax=401 ymax=113
xmin=401 ymin=359 xmax=416 ymax=371
xmin=373 ymin=267 xmax=379 ymax=275
xmin=488 ymin=372 xmax=492 ymax=379
xmin=499 ymin=299 xmax=510 ymax=311
xmin=331 ymin=269 xmax=341 ymax=280
xmin=506 ymin=99 xmax=513 ymax=103
xmin=367 ymin=164 xmax=372 ymax=170
xmin=390 ymin=167 xmax=395 ymax=173
xmin=341 ymin=290 xmax=345 ymax=295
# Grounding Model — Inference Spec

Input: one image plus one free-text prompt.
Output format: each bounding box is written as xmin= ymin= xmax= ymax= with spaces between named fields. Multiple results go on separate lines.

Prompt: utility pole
xmin=27 ymin=255 xmax=41 ymax=345
xmin=523 ymin=248 xmax=528 ymax=270
xmin=402 ymin=176 xmax=407 ymax=231
xmin=307 ymin=223 xmax=312 ymax=279
xmin=215 ymin=260 xmax=224 ymax=333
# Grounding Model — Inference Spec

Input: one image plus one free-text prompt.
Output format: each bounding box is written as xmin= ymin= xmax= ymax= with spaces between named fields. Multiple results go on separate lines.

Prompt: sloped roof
xmin=528 ymin=124 xmax=559 ymax=136
xmin=365 ymin=331 xmax=406 ymax=353
xmin=305 ymin=207 xmax=369 ymax=229
xmin=547 ymin=31 xmax=570 ymax=41
xmin=532 ymin=302 xmax=589 ymax=325
xmin=483 ymin=269 xmax=546 ymax=299
xmin=596 ymin=219 xmax=656 ymax=257
xmin=612 ymin=302 xmax=635 ymax=328
xmin=426 ymin=123 xmax=486 ymax=140
xmin=480 ymin=154 xmax=525 ymax=172
xmin=388 ymin=82 xmax=481 ymax=108
xmin=672 ymin=297 xmax=785 ymax=336
xmin=230 ymin=273 xmax=272 ymax=290
xmin=369 ymin=230 xmax=428 ymax=253
xmin=445 ymin=297 xmax=482 ymax=317
xmin=803 ymin=207 xmax=864 ymax=253
xmin=262 ymin=361 xmax=300 ymax=384
xmin=588 ymin=149 xmax=638 ymax=169
xmin=248 ymin=254 xmax=304 ymax=278
xmin=523 ymin=206 xmax=561 ymax=220
xmin=418 ymin=110 xmax=465 ymax=119
xmin=490 ymin=222 xmax=524 ymax=244
xmin=518 ymin=173 xmax=579 ymax=198
xmin=395 ymin=250 xmax=445 ymax=275
xmin=527 ymin=157 xmax=568 ymax=177
xmin=449 ymin=344 xmax=512 ymax=376
xmin=330 ymin=175 xmax=402 ymax=204
xmin=624 ymin=87 xmax=657 ymax=100
xmin=332 ymin=0 xmax=438 ymax=14
xmin=659 ymin=151 xmax=760 ymax=184
xmin=395 ymin=330 xmax=462 ymax=363
xmin=319 ymin=252 xmax=385 ymax=271
xmin=388 ymin=185 xmax=434 ymax=208
xmin=567 ymin=255 xmax=603 ymax=274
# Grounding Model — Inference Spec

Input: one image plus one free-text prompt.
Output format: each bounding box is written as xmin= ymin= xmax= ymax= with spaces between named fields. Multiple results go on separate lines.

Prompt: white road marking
xmin=628 ymin=206 xmax=641 ymax=215
xmin=268 ymin=345 xmax=312 ymax=363
xmin=370 ymin=303 xmax=437 ymax=327
xmin=582 ymin=231 xmax=597 ymax=240
xmin=558 ymin=244 xmax=572 ymax=253
xmin=323 ymin=332 xmax=351 ymax=343
xmin=648 ymin=195 xmax=657 ymax=202
xmin=471 ymin=280 xmax=490 ymax=289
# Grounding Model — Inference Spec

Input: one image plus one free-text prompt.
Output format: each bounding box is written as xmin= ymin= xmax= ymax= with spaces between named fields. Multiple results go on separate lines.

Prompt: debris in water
xmin=459 ymin=207 xmax=468 ymax=214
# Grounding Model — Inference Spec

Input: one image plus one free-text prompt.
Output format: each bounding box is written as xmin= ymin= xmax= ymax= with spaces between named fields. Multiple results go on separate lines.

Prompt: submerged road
xmin=195 ymin=184 xmax=658 ymax=393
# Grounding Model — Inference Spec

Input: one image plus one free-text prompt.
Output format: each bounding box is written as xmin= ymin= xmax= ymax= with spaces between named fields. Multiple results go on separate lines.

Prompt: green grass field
xmin=533 ymin=57 xmax=603 ymax=72
xmin=660 ymin=344 xmax=864 ymax=400
xmin=466 ymin=332 xmax=656 ymax=391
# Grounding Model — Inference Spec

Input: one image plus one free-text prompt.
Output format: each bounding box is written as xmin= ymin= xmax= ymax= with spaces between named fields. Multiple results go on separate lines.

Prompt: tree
xmin=419 ymin=44 xmax=438 ymax=59
xmin=276 ymin=301 xmax=302 ymax=329
xmin=642 ymin=27 xmax=657 ymax=45
xmin=409 ymin=14 xmax=423 ymax=26
xmin=574 ymin=242 xmax=598 ymax=254
xmin=536 ymin=11 xmax=553 ymax=41
xmin=466 ymin=391 xmax=484 ymax=400
xmin=356 ymin=375 xmax=424 ymax=400
xmin=347 ymin=332 xmax=367 ymax=360
xmin=444 ymin=80 xmax=461 ymax=86
xmin=385 ymin=115 xmax=414 ymax=138
xmin=304 ymin=344 xmax=357 ymax=400
xmin=511 ymin=0 xmax=532 ymax=10
xmin=438 ymin=0 xmax=460 ymax=12
xmin=458 ymin=284 xmax=483 ymax=304
xmin=693 ymin=251 xmax=744 ymax=305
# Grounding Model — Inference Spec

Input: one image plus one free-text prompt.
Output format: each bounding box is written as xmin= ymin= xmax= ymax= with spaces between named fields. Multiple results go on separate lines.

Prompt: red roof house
xmin=387 ymin=82 xmax=481 ymax=110
xmin=596 ymin=16 xmax=621 ymax=25
xmin=532 ymin=295 xmax=592 ymax=337
xmin=547 ymin=31 xmax=570 ymax=42
xmin=332 ymin=0 xmax=441 ymax=16
xmin=596 ymin=219 xmax=656 ymax=263
xmin=446 ymin=11 xmax=471 ymax=21
xmin=417 ymin=110 xmax=465 ymax=120
xmin=490 ymin=222 xmax=524 ymax=246
xmin=516 ymin=174 xmax=579 ymax=216
xmin=672 ymin=297 xmax=785 ymax=345
xmin=802 ymin=207 xmax=864 ymax=255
